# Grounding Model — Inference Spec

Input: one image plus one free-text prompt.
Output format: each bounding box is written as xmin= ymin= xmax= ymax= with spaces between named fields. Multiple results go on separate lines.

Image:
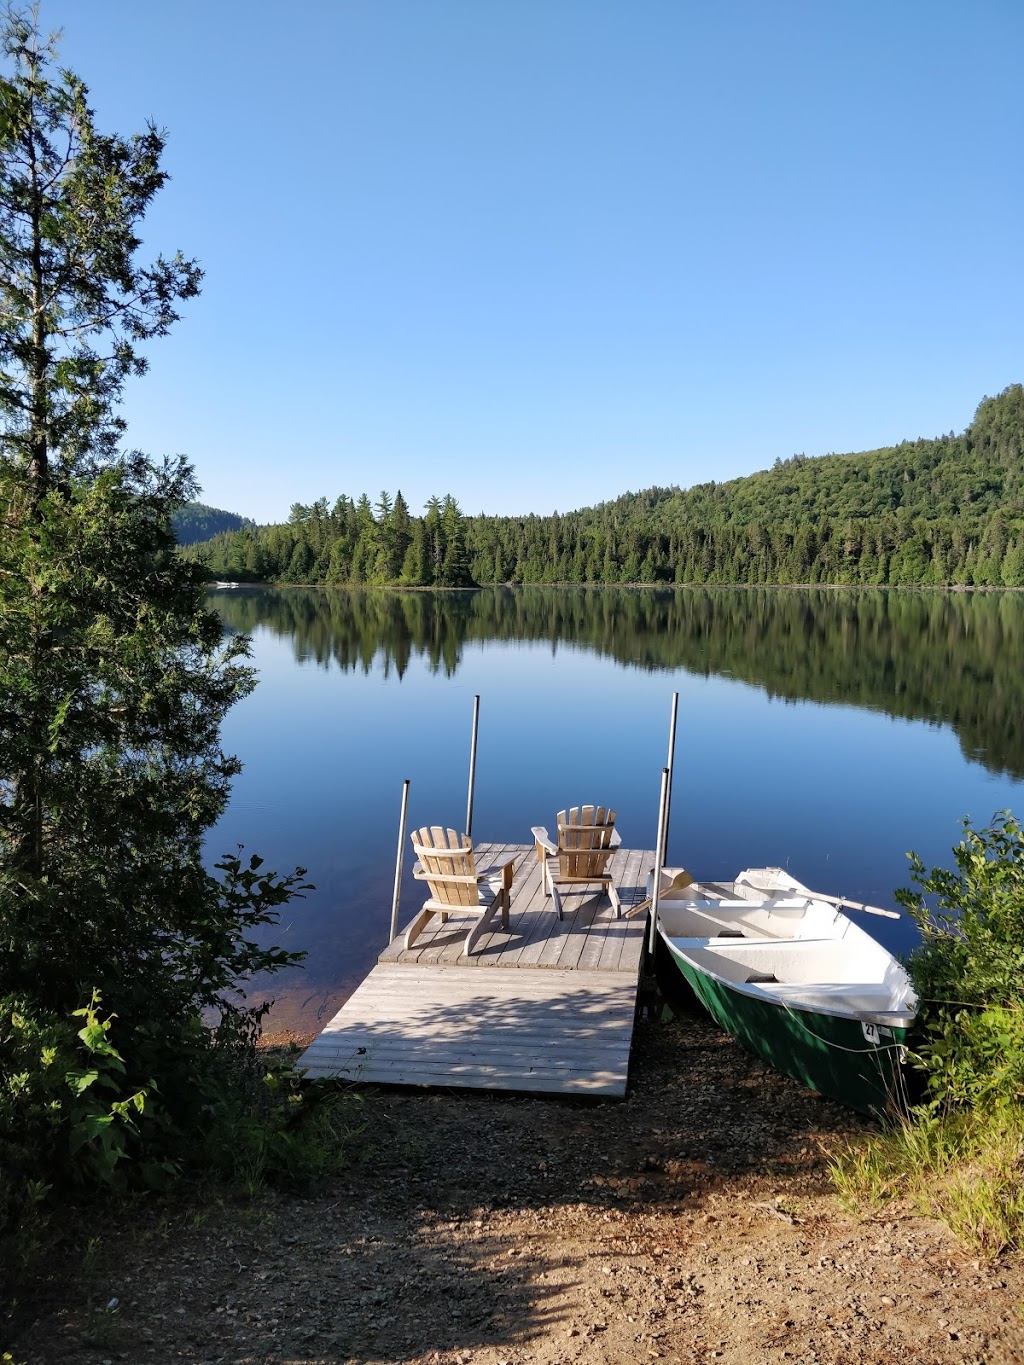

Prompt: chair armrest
xmin=531 ymin=825 xmax=556 ymax=855
xmin=479 ymin=860 xmax=515 ymax=892
xmin=413 ymin=866 xmax=494 ymax=887
xmin=474 ymin=862 xmax=513 ymax=881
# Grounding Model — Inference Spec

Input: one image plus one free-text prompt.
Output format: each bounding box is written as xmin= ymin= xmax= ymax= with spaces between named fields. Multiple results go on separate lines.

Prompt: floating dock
xmin=298 ymin=842 xmax=652 ymax=1096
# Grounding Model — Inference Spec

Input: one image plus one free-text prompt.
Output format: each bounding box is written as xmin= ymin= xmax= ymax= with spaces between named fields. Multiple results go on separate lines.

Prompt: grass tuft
xmin=830 ymin=1104 xmax=1024 ymax=1259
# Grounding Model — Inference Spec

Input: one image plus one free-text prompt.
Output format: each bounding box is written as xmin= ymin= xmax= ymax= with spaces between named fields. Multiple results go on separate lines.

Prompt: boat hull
xmin=661 ymin=936 xmax=911 ymax=1117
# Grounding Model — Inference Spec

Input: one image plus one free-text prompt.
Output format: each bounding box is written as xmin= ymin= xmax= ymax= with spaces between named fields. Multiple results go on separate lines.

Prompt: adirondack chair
xmin=531 ymin=805 xmax=622 ymax=920
xmin=404 ymin=826 xmax=515 ymax=956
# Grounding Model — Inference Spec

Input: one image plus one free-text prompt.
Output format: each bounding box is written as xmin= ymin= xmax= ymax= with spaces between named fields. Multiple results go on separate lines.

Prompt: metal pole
xmin=388 ymin=779 xmax=411 ymax=945
xmin=647 ymin=767 xmax=670 ymax=957
xmin=662 ymin=690 xmax=679 ymax=863
xmin=465 ymin=693 xmax=480 ymax=838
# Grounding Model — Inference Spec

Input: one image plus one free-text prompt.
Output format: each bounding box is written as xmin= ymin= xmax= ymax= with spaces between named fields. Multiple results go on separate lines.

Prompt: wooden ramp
xmin=299 ymin=965 xmax=639 ymax=1095
xmin=298 ymin=843 xmax=652 ymax=1097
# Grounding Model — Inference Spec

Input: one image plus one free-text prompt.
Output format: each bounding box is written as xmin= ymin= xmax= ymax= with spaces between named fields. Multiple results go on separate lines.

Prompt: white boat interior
xmin=655 ymin=866 xmax=917 ymax=1025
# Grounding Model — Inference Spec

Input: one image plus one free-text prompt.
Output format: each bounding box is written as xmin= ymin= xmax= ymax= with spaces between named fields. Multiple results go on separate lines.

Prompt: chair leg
xmin=403 ymin=906 xmax=434 ymax=950
xmin=550 ymin=883 xmax=564 ymax=921
xmin=464 ymin=898 xmax=500 ymax=956
xmin=607 ymin=882 xmax=622 ymax=920
xmin=541 ymin=859 xmax=552 ymax=897
xmin=499 ymin=863 xmax=513 ymax=930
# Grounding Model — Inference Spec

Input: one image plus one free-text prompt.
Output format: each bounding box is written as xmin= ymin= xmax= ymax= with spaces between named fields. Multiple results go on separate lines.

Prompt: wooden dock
xmin=298 ymin=843 xmax=652 ymax=1096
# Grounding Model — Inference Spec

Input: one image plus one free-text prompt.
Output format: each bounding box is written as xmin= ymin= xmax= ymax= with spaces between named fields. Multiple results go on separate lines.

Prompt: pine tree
xmin=0 ymin=11 xmax=306 ymax=1154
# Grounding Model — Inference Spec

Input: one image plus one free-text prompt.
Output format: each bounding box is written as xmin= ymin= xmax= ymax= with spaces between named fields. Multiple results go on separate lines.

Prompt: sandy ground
xmin=7 ymin=1001 xmax=1023 ymax=1365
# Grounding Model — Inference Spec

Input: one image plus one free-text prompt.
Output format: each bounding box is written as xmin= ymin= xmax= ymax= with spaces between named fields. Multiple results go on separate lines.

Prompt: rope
xmin=775 ymin=997 xmax=909 ymax=1056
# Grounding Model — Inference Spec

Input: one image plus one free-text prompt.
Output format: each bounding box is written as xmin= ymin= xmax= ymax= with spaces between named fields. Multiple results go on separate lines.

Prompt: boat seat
xmin=664 ymin=935 xmax=831 ymax=950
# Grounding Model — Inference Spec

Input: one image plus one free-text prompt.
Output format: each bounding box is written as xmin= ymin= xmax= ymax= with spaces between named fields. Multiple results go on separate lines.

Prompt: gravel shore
xmin=11 ymin=1002 xmax=1023 ymax=1365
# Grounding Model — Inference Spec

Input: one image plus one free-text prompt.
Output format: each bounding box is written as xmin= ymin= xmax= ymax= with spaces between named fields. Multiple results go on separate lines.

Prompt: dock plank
xmin=299 ymin=963 xmax=639 ymax=1095
xmin=302 ymin=846 xmax=651 ymax=1095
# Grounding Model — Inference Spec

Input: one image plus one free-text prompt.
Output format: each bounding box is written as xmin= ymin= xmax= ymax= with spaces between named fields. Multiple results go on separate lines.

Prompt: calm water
xmin=208 ymin=586 xmax=1024 ymax=1030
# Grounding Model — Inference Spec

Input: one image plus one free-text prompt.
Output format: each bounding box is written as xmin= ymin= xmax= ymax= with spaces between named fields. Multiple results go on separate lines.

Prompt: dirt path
xmin=10 ymin=1007 xmax=1023 ymax=1365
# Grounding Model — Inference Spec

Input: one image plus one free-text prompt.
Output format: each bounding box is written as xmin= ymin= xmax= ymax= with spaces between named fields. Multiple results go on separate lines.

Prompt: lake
xmin=207 ymin=585 xmax=1024 ymax=1031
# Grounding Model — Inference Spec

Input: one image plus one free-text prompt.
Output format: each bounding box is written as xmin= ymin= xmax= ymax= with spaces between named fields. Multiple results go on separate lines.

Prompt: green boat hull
xmin=662 ymin=938 xmax=910 ymax=1117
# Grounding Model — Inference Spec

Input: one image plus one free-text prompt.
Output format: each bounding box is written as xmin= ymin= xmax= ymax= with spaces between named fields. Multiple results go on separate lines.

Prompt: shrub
xmin=831 ymin=813 xmax=1024 ymax=1257
xmin=898 ymin=810 xmax=1024 ymax=1110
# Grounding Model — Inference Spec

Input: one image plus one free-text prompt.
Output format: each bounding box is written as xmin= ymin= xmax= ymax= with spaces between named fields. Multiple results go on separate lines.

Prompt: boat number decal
xmin=860 ymin=1022 xmax=880 ymax=1045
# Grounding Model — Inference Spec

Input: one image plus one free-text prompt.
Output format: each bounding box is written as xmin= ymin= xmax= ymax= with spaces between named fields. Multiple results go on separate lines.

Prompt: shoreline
xmin=13 ymin=1005 xmax=1023 ymax=1364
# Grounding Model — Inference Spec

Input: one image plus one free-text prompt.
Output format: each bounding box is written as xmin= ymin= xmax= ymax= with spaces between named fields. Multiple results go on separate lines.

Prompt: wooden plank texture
xmin=299 ymin=964 xmax=639 ymax=1095
xmin=300 ymin=845 xmax=653 ymax=1097
xmin=377 ymin=843 xmax=649 ymax=974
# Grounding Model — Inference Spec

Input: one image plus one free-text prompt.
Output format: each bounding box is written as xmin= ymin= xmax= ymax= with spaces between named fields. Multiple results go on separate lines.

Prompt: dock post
xmin=663 ymin=691 xmax=678 ymax=863
xmin=648 ymin=766 xmax=670 ymax=958
xmin=389 ymin=779 xmax=411 ymax=945
xmin=466 ymin=693 xmax=480 ymax=838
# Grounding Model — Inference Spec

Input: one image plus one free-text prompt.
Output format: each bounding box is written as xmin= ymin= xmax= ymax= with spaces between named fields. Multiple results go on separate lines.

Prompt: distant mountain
xmin=172 ymin=502 xmax=251 ymax=546
xmin=183 ymin=384 xmax=1024 ymax=587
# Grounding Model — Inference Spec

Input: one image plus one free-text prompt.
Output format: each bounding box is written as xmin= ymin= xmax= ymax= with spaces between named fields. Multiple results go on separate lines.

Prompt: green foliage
xmin=0 ymin=451 xmax=313 ymax=1036
xmin=64 ymin=992 xmax=151 ymax=1188
xmin=1 ymin=993 xmax=149 ymax=1229
xmin=189 ymin=488 xmax=477 ymax=587
xmin=898 ymin=811 xmax=1024 ymax=1109
xmin=0 ymin=850 xmax=312 ymax=1227
xmin=0 ymin=11 xmax=201 ymax=482
xmin=198 ymin=1053 xmax=363 ymax=1197
xmin=830 ymin=1105 xmax=1024 ymax=1259
xmin=0 ymin=8 xmax=312 ymax=1247
xmin=172 ymin=501 xmax=252 ymax=547
xmin=831 ymin=815 xmax=1024 ymax=1258
xmin=184 ymin=385 xmax=1024 ymax=588
xmin=1 ymin=994 xmax=361 ymax=1311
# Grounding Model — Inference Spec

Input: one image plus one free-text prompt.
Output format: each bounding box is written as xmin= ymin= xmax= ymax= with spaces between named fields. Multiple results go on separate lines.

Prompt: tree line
xmin=184 ymin=384 xmax=1024 ymax=589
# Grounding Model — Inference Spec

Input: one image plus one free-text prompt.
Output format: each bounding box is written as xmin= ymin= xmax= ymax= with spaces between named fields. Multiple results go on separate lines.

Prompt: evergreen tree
xmin=438 ymin=494 xmax=473 ymax=586
xmin=0 ymin=11 xmax=306 ymax=1180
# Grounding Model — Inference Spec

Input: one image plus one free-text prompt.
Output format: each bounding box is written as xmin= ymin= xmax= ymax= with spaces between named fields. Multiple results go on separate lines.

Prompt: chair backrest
xmin=556 ymin=805 xmax=617 ymax=879
xmin=411 ymin=826 xmax=477 ymax=906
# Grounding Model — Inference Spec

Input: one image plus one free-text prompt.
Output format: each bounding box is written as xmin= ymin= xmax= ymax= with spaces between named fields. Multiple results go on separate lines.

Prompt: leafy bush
xmin=0 ymin=993 xmax=154 ymax=1232
xmin=898 ymin=810 xmax=1024 ymax=1109
xmin=831 ymin=812 xmax=1024 ymax=1257
xmin=0 ymin=851 xmax=315 ymax=1245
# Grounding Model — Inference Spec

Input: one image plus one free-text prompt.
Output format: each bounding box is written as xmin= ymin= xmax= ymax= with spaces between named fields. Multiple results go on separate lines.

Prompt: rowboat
xmin=653 ymin=866 xmax=917 ymax=1116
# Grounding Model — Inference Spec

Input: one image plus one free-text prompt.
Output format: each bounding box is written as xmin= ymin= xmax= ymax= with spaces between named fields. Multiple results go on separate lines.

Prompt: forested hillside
xmin=185 ymin=384 xmax=1024 ymax=587
xmin=172 ymin=501 xmax=251 ymax=545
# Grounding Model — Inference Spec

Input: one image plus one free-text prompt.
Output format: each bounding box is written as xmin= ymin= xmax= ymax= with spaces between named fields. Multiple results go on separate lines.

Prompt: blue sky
xmin=34 ymin=1 xmax=1024 ymax=524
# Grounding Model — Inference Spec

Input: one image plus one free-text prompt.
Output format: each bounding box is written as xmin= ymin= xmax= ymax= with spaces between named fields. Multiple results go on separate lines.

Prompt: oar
xmin=804 ymin=890 xmax=901 ymax=920
xmin=627 ymin=868 xmax=694 ymax=918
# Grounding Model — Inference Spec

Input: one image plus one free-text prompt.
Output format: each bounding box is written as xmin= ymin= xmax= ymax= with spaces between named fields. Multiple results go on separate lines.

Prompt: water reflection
xmin=207 ymin=586 xmax=1024 ymax=1031
xmin=214 ymin=586 xmax=1024 ymax=780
